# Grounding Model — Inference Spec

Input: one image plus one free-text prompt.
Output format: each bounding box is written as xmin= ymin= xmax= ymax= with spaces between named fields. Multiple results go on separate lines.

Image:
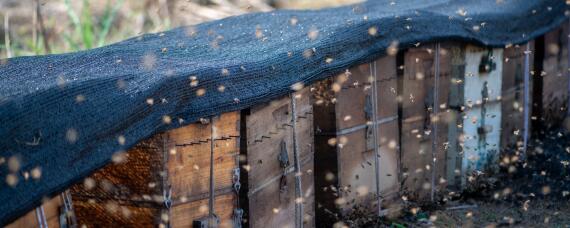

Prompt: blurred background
xmin=0 ymin=0 xmax=361 ymax=58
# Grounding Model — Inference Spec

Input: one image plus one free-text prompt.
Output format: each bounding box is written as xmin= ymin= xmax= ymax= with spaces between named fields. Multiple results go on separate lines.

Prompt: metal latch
xmin=479 ymin=49 xmax=496 ymax=74
xmin=232 ymin=168 xmax=241 ymax=193
xmin=278 ymin=140 xmax=289 ymax=198
xmin=365 ymin=94 xmax=374 ymax=151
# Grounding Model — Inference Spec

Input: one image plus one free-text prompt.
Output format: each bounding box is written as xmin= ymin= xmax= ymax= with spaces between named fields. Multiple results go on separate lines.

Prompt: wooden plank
xmin=501 ymin=44 xmax=534 ymax=149
xmin=6 ymin=197 xmax=62 ymax=228
xmin=542 ymin=23 xmax=569 ymax=126
xmin=170 ymin=194 xmax=236 ymax=228
xmin=445 ymin=45 xmax=465 ymax=188
xmin=312 ymin=55 xmax=400 ymax=222
xmin=401 ymin=45 xmax=450 ymax=200
xmin=460 ymin=45 xmax=503 ymax=186
xmin=165 ymin=112 xmax=240 ymax=227
xmin=245 ymin=87 xmax=315 ymax=228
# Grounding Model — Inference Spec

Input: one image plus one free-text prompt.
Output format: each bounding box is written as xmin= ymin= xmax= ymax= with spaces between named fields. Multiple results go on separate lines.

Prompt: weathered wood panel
xmin=445 ymin=45 xmax=465 ymax=188
xmin=501 ymin=44 xmax=534 ymax=149
xmin=6 ymin=197 xmax=62 ymax=228
xmin=401 ymin=45 xmax=450 ymax=200
xmin=542 ymin=24 xmax=569 ymax=126
xmin=170 ymin=194 xmax=236 ymax=228
xmin=245 ymin=87 xmax=315 ymax=228
xmin=313 ymin=55 xmax=399 ymax=225
xmin=165 ymin=112 xmax=240 ymax=227
xmin=334 ymin=57 xmax=399 ymax=206
xmin=460 ymin=46 xmax=503 ymax=186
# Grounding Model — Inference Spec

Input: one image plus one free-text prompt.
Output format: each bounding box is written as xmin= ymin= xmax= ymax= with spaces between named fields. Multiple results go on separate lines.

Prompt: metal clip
xmin=278 ymin=140 xmax=289 ymax=169
xmin=232 ymin=168 xmax=241 ymax=193
xmin=278 ymin=140 xmax=289 ymax=198
xmin=233 ymin=208 xmax=244 ymax=228
xmin=365 ymin=94 xmax=374 ymax=151
xmin=163 ymin=187 xmax=172 ymax=209
xmin=479 ymin=49 xmax=496 ymax=74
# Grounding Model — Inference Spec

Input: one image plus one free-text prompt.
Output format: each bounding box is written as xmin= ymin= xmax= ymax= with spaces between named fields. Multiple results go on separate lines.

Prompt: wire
xmin=431 ymin=43 xmax=441 ymax=202
xmin=290 ymin=93 xmax=304 ymax=228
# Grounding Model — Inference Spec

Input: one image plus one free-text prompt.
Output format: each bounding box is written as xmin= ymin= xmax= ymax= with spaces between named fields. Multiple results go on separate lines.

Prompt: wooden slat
xmin=542 ymin=24 xmax=569 ymax=126
xmin=460 ymin=45 xmax=503 ymax=186
xmin=501 ymin=44 xmax=534 ymax=148
xmin=246 ymin=87 xmax=315 ymax=228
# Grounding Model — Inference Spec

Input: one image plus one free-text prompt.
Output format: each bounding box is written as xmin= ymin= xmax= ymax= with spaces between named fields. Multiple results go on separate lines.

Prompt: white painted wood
xmin=461 ymin=46 xmax=503 ymax=187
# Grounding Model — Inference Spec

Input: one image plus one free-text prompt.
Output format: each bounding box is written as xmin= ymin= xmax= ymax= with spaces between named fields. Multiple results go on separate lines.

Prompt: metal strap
xmin=522 ymin=43 xmax=531 ymax=158
xmin=161 ymin=135 xmax=172 ymax=228
xmin=247 ymin=154 xmax=313 ymax=197
xmin=567 ymin=19 xmax=570 ymax=117
xmin=61 ymin=190 xmax=77 ymax=228
xmin=316 ymin=115 xmax=398 ymax=136
xmin=35 ymin=206 xmax=48 ymax=228
xmin=369 ymin=61 xmax=382 ymax=216
xmin=232 ymin=166 xmax=242 ymax=228
xmin=430 ymin=43 xmax=441 ymax=202
xmin=290 ymin=93 xmax=303 ymax=228
xmin=208 ymin=116 xmax=216 ymax=228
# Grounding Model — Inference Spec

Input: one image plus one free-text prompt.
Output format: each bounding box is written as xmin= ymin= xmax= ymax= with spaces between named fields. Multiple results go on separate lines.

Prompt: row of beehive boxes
xmin=8 ymin=25 xmax=569 ymax=228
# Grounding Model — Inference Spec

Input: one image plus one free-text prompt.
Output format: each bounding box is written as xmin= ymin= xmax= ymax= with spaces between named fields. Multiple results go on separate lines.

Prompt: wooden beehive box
xmin=501 ymin=43 xmax=534 ymax=150
xmin=242 ymin=87 xmax=315 ymax=228
xmin=542 ymin=23 xmax=569 ymax=126
xmin=7 ymin=137 xmax=166 ymax=227
xmin=430 ymin=44 xmax=505 ymax=189
xmin=164 ymin=112 xmax=240 ymax=228
xmin=313 ymin=56 xmax=400 ymax=222
xmin=400 ymin=44 xmax=451 ymax=200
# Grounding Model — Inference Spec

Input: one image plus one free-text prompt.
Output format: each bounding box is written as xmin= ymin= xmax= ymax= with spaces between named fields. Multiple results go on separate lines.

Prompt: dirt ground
xmin=336 ymin=127 xmax=570 ymax=228
xmin=427 ymin=200 xmax=570 ymax=227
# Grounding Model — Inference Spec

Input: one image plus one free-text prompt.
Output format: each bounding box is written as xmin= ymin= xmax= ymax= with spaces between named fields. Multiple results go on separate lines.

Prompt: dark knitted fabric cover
xmin=0 ymin=0 xmax=567 ymax=224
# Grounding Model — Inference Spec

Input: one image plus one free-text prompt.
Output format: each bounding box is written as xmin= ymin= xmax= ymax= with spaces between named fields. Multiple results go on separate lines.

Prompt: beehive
xmin=313 ymin=56 xmax=400 ymax=223
xmin=242 ymin=87 xmax=315 ymax=227
xmin=400 ymin=44 xmax=451 ymax=199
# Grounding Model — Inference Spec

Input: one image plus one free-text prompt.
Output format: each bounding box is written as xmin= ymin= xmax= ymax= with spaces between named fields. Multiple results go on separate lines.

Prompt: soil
xmin=337 ymin=129 xmax=570 ymax=228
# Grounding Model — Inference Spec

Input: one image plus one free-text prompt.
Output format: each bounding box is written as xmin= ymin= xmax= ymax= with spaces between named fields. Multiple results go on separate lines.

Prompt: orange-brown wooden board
xmin=68 ymin=136 xmax=164 ymax=227
xmin=6 ymin=197 xmax=62 ymax=228
xmin=245 ymin=87 xmax=315 ymax=227
xmin=401 ymin=45 xmax=451 ymax=200
xmin=165 ymin=112 xmax=240 ymax=227
xmin=501 ymin=44 xmax=534 ymax=149
xmin=170 ymin=194 xmax=236 ymax=228
xmin=73 ymin=200 xmax=159 ymax=228
xmin=542 ymin=24 xmax=569 ymax=125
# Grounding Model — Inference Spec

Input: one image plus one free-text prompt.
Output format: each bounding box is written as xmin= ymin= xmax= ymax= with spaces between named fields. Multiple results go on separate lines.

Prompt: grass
xmin=63 ymin=0 xmax=124 ymax=51
xmin=1 ymin=0 xmax=126 ymax=57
